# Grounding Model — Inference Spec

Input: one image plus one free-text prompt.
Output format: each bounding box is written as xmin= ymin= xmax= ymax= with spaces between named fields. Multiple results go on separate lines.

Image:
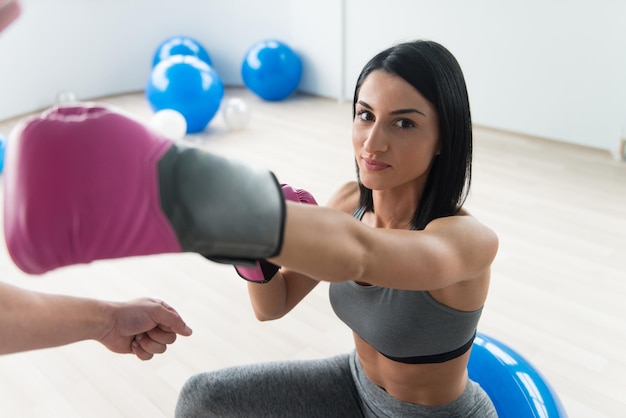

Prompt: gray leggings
xmin=175 ymin=351 xmax=497 ymax=418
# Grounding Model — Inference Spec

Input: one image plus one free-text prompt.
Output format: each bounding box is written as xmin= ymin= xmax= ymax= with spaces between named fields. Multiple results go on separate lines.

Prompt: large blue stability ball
xmin=146 ymin=55 xmax=224 ymax=133
xmin=242 ymin=39 xmax=302 ymax=101
xmin=469 ymin=332 xmax=568 ymax=417
xmin=152 ymin=35 xmax=212 ymax=68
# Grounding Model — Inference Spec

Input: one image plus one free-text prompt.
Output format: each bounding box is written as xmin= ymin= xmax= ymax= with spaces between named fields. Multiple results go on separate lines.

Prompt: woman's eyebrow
xmin=357 ymin=100 xmax=426 ymax=117
xmin=390 ymin=108 xmax=426 ymax=117
xmin=357 ymin=100 xmax=373 ymax=109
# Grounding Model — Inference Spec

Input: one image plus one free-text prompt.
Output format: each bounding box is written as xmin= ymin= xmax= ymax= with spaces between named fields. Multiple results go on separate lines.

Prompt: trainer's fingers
xmin=146 ymin=326 xmax=178 ymax=345
xmin=150 ymin=300 xmax=193 ymax=336
xmin=133 ymin=332 xmax=168 ymax=355
xmin=131 ymin=335 xmax=155 ymax=361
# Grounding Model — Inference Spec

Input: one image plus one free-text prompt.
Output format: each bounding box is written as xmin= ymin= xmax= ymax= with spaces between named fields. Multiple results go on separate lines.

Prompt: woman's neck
xmin=369 ymin=187 xmax=420 ymax=230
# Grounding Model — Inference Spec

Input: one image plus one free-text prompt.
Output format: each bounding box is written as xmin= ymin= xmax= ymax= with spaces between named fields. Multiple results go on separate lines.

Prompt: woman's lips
xmin=362 ymin=157 xmax=390 ymax=171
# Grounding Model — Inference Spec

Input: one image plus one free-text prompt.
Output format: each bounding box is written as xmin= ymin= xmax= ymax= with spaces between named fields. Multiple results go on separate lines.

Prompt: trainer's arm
xmin=0 ymin=282 xmax=113 ymax=353
xmin=0 ymin=281 xmax=191 ymax=357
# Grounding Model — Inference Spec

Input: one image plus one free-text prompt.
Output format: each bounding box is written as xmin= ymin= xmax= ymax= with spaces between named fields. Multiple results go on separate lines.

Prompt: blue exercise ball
xmin=469 ymin=332 xmax=568 ymax=418
xmin=242 ymin=39 xmax=302 ymax=101
xmin=0 ymin=133 xmax=6 ymax=173
xmin=146 ymin=55 xmax=224 ymax=133
xmin=152 ymin=35 xmax=212 ymax=67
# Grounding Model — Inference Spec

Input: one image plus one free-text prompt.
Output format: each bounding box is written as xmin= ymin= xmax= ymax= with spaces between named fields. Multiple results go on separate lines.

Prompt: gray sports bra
xmin=328 ymin=206 xmax=482 ymax=364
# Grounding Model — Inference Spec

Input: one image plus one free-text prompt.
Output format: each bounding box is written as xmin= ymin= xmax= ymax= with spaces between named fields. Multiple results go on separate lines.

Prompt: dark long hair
xmin=353 ymin=40 xmax=472 ymax=230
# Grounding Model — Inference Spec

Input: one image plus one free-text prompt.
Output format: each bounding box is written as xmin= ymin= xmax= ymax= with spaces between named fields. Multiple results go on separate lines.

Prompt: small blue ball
xmin=0 ymin=134 xmax=6 ymax=173
xmin=146 ymin=55 xmax=224 ymax=133
xmin=152 ymin=35 xmax=212 ymax=68
xmin=242 ymin=39 xmax=302 ymax=101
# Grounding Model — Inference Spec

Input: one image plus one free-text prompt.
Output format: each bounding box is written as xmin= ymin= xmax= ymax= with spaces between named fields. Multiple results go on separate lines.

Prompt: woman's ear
xmin=435 ymin=139 xmax=442 ymax=156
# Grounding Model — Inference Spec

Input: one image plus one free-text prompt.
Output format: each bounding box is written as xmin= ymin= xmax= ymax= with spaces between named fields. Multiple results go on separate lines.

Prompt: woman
xmin=175 ymin=40 xmax=499 ymax=417
xmin=1 ymin=4 xmax=495 ymax=415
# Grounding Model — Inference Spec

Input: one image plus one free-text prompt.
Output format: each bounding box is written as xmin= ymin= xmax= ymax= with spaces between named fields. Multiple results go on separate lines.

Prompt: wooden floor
xmin=0 ymin=88 xmax=624 ymax=417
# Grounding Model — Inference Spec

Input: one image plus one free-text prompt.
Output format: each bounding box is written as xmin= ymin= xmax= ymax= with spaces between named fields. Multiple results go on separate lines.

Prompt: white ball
xmin=222 ymin=98 xmax=251 ymax=130
xmin=149 ymin=109 xmax=187 ymax=140
xmin=56 ymin=90 xmax=78 ymax=104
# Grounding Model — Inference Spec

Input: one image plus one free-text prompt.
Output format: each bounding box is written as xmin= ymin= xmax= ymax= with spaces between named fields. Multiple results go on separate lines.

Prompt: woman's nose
xmin=363 ymin=123 xmax=388 ymax=153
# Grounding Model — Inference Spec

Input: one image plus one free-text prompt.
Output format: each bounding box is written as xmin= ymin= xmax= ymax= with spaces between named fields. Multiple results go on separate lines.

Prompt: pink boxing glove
xmin=279 ymin=184 xmax=318 ymax=206
xmin=235 ymin=184 xmax=317 ymax=283
xmin=0 ymin=0 xmax=20 ymax=33
xmin=3 ymin=104 xmax=286 ymax=274
xmin=3 ymin=105 xmax=182 ymax=274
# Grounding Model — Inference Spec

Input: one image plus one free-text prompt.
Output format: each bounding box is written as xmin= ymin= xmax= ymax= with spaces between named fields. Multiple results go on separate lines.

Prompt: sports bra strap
xmin=352 ymin=206 xmax=367 ymax=220
xmin=352 ymin=206 xmax=419 ymax=230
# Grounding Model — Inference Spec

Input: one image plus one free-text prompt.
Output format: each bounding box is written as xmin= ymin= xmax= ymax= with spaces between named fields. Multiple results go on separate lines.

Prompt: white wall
xmin=288 ymin=0 xmax=343 ymax=100
xmin=0 ymin=0 xmax=296 ymax=118
xmin=2 ymin=0 xmax=625 ymax=151
xmin=343 ymin=0 xmax=626 ymax=151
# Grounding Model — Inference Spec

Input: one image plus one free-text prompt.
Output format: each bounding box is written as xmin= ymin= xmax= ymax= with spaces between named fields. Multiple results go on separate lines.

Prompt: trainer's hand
xmin=97 ymin=298 xmax=192 ymax=361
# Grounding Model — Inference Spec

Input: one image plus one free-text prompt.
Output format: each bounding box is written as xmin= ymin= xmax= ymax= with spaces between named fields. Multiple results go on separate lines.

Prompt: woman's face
xmin=352 ymin=70 xmax=440 ymax=193
xmin=0 ymin=0 xmax=20 ymax=33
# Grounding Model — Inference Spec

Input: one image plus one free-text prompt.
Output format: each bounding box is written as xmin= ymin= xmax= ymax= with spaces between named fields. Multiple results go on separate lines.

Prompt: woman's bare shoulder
xmin=326 ymin=181 xmax=360 ymax=214
xmin=427 ymin=209 xmax=499 ymax=266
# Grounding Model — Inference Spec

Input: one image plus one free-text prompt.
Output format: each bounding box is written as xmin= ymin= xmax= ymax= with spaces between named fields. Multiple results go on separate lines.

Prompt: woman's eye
xmin=395 ymin=119 xmax=415 ymax=129
xmin=357 ymin=110 xmax=373 ymax=121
